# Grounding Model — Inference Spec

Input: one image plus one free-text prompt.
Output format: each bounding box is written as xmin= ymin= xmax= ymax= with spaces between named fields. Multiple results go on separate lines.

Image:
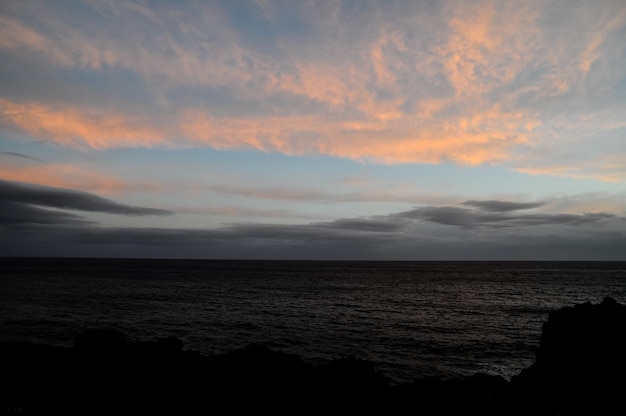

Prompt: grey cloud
xmin=0 ymin=201 xmax=92 ymax=226
xmin=1 ymin=197 xmax=624 ymax=260
xmin=398 ymin=202 xmax=616 ymax=229
xmin=217 ymin=219 xmax=403 ymax=243
xmin=509 ymin=212 xmax=616 ymax=227
xmin=400 ymin=206 xmax=484 ymax=227
xmin=175 ymin=206 xmax=317 ymax=220
xmin=2 ymin=213 xmax=625 ymax=260
xmin=398 ymin=206 xmax=521 ymax=228
xmin=0 ymin=151 xmax=42 ymax=162
xmin=0 ymin=179 xmax=172 ymax=216
xmin=462 ymin=200 xmax=545 ymax=212
xmin=7 ymin=222 xmax=398 ymax=259
xmin=319 ymin=218 xmax=405 ymax=233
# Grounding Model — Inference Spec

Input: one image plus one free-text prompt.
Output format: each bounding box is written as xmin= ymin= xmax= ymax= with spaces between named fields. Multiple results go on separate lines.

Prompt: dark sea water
xmin=1 ymin=258 xmax=625 ymax=383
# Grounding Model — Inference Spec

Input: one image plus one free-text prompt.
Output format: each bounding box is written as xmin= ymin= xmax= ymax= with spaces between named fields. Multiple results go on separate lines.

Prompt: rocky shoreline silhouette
xmin=2 ymin=298 xmax=625 ymax=415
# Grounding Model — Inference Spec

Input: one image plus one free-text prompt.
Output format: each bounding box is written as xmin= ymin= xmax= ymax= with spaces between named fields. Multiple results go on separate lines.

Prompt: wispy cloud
xmin=0 ymin=98 xmax=535 ymax=166
xmin=399 ymin=205 xmax=615 ymax=229
xmin=174 ymin=205 xmax=315 ymax=220
xmin=0 ymin=99 xmax=168 ymax=149
xmin=462 ymin=200 xmax=545 ymax=212
xmin=203 ymin=182 xmax=456 ymax=205
xmin=0 ymin=151 xmax=42 ymax=161
xmin=1 ymin=1 xmax=624 ymax=179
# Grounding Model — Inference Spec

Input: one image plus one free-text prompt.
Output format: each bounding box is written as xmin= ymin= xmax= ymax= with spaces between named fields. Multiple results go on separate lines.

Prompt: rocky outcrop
xmin=512 ymin=297 xmax=626 ymax=415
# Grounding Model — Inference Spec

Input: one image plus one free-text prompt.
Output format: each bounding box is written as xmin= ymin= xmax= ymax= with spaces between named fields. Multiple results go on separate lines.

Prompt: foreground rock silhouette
xmin=511 ymin=297 xmax=626 ymax=415
xmin=1 ymin=298 xmax=624 ymax=415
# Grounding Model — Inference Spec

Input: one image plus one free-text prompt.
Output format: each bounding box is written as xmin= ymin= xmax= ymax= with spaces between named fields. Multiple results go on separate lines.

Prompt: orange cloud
xmin=369 ymin=30 xmax=408 ymax=89
xmin=0 ymin=99 xmax=168 ymax=149
xmin=0 ymin=163 xmax=162 ymax=195
xmin=180 ymin=106 xmax=534 ymax=166
xmin=2 ymin=97 xmax=536 ymax=167
xmin=1 ymin=1 xmax=623 ymax=182
xmin=0 ymin=154 xmax=163 ymax=195
xmin=437 ymin=1 xmax=540 ymax=101
xmin=515 ymin=165 xmax=625 ymax=183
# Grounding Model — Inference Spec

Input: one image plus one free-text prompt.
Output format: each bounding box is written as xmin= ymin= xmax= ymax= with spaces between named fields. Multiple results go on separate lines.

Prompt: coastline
xmin=2 ymin=298 xmax=625 ymax=415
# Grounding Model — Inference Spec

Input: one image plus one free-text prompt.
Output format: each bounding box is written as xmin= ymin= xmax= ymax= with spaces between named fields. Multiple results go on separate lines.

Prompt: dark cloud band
xmin=0 ymin=179 xmax=172 ymax=216
xmin=1 ymin=191 xmax=624 ymax=260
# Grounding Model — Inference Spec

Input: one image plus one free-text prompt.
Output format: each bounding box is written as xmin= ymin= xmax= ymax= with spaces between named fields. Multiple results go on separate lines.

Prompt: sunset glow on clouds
xmin=1 ymin=0 xmax=625 ymax=259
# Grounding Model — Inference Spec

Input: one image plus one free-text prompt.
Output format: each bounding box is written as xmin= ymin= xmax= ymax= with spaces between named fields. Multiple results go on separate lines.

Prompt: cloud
xmin=0 ymin=201 xmax=92 ymax=226
xmin=0 ymin=162 xmax=163 ymax=194
xmin=514 ymin=155 xmax=626 ymax=183
xmin=1 ymin=195 xmax=624 ymax=260
xmin=398 ymin=200 xmax=617 ymax=229
xmin=1 ymin=1 xmax=624 ymax=179
xmin=318 ymin=217 xmax=405 ymax=233
xmin=0 ymin=151 xmax=42 ymax=162
xmin=0 ymin=150 xmax=164 ymax=197
xmin=175 ymin=205 xmax=317 ymax=220
xmin=2 ymin=213 xmax=624 ymax=260
xmin=0 ymin=14 xmax=51 ymax=54
xmin=0 ymin=179 xmax=172 ymax=217
xmin=462 ymin=200 xmax=545 ymax=212
xmin=0 ymin=98 xmax=168 ymax=149
xmin=202 ymin=182 xmax=458 ymax=205
xmin=542 ymin=193 xmax=626 ymax=216
xmin=0 ymin=96 xmax=530 ymax=166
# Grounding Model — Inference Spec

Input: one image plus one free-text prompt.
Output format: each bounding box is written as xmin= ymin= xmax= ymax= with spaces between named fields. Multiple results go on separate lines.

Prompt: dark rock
xmin=316 ymin=357 xmax=390 ymax=414
xmin=74 ymin=327 xmax=130 ymax=353
xmin=390 ymin=373 xmax=509 ymax=416
xmin=512 ymin=297 xmax=626 ymax=415
xmin=208 ymin=343 xmax=314 ymax=415
xmin=157 ymin=335 xmax=183 ymax=354
xmin=2 ymin=298 xmax=625 ymax=415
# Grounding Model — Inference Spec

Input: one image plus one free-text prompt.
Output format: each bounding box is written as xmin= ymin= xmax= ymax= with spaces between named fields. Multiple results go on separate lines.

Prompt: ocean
xmin=1 ymin=258 xmax=625 ymax=384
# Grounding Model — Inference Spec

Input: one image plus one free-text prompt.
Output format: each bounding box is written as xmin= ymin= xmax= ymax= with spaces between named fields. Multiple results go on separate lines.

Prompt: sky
xmin=1 ymin=0 xmax=626 ymax=260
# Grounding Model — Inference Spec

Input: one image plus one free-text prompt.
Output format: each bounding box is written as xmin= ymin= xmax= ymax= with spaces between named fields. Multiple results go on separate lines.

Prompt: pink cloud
xmin=0 ymin=163 xmax=161 ymax=195
xmin=0 ymin=99 xmax=169 ymax=149
xmin=1 ymin=97 xmax=537 ymax=167
xmin=514 ymin=165 xmax=626 ymax=183
xmin=1 ymin=1 xmax=624 ymax=181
